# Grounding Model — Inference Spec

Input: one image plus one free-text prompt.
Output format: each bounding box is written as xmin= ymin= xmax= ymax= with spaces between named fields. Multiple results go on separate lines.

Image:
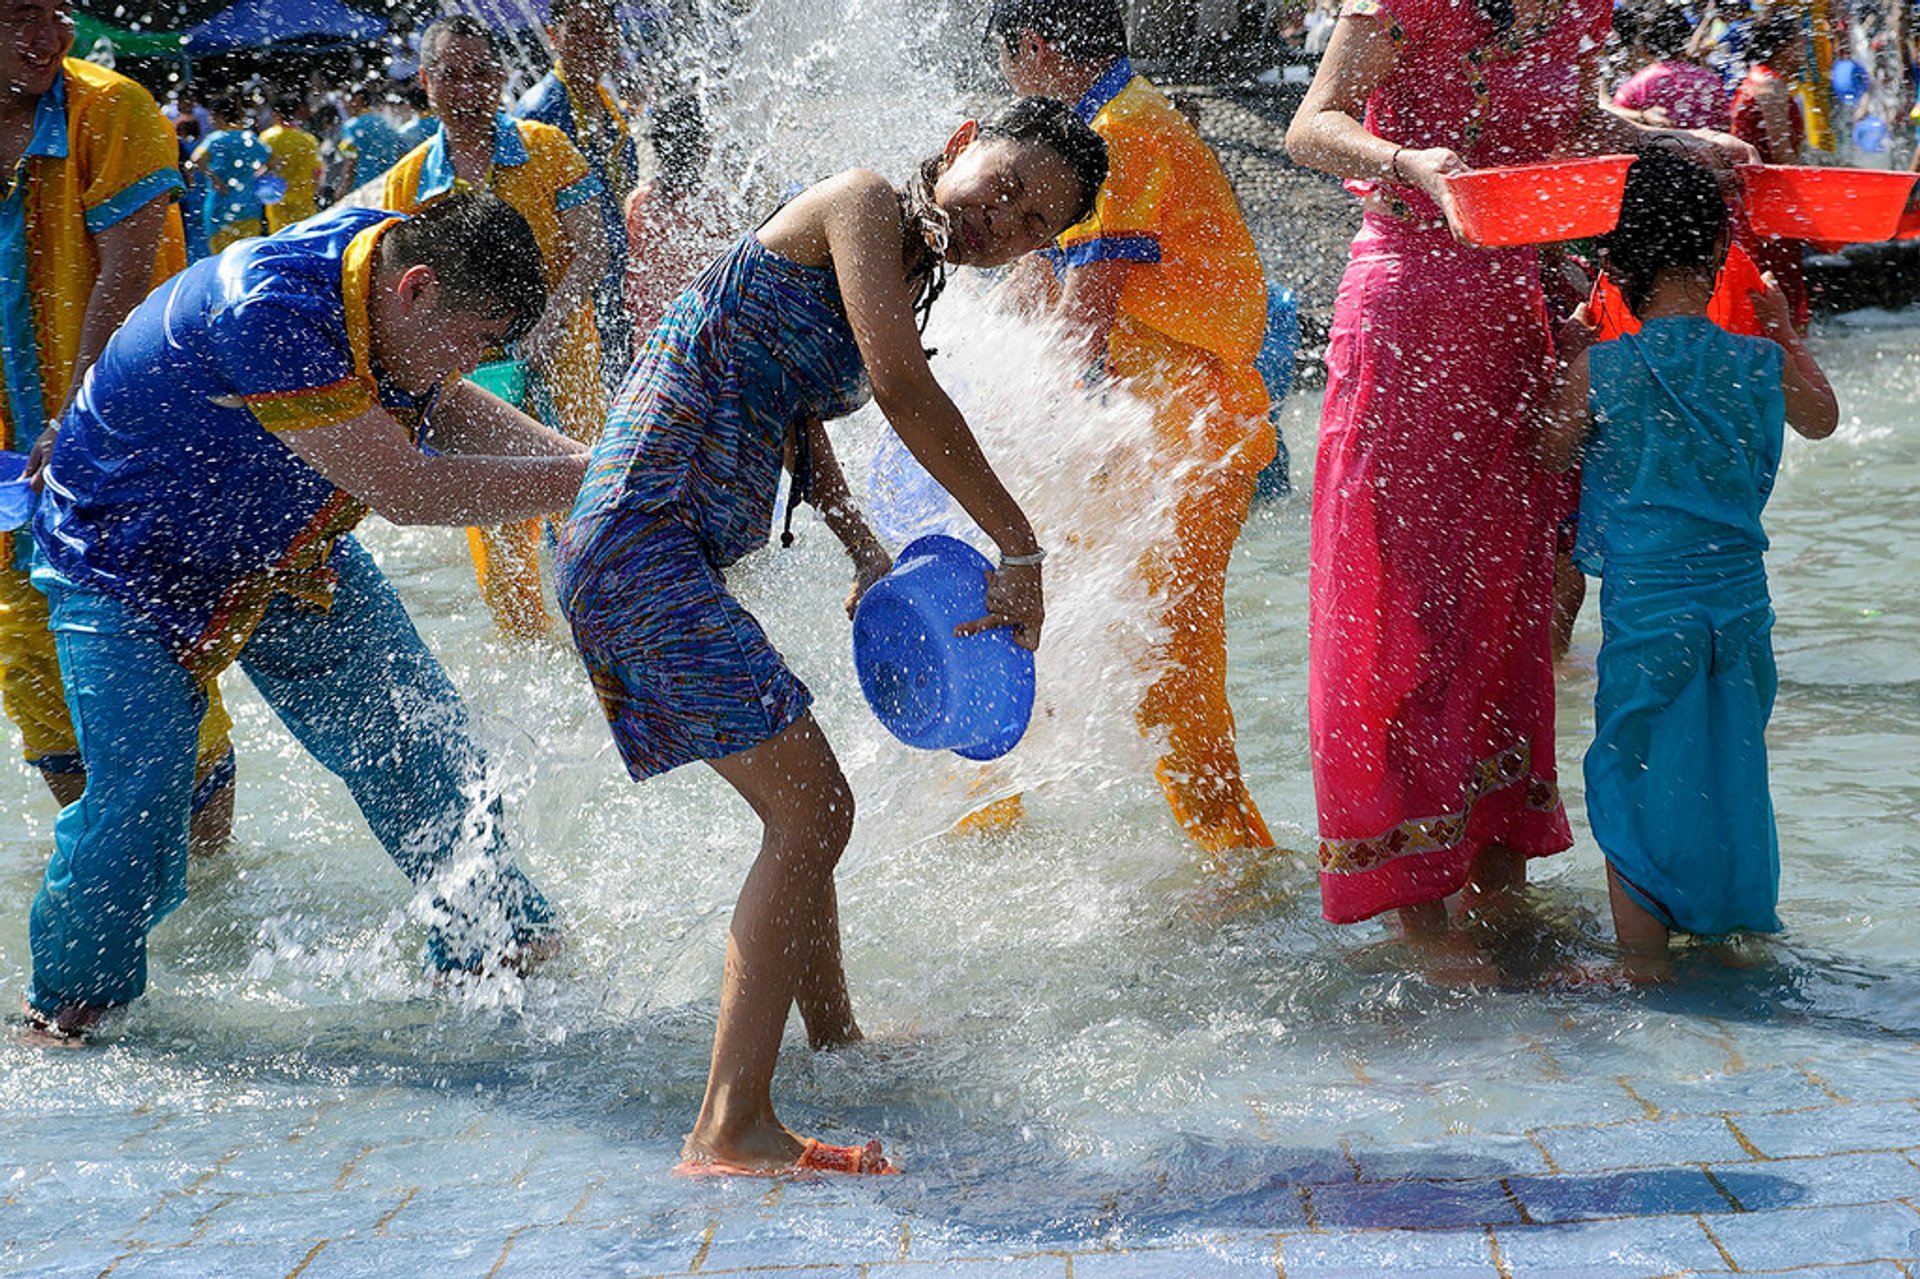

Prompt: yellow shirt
xmin=260 ymin=122 xmax=322 ymax=230
xmin=0 ymin=58 xmax=184 ymax=454
xmin=1052 ymin=66 xmax=1271 ymax=452
xmin=382 ymin=113 xmax=607 ymax=440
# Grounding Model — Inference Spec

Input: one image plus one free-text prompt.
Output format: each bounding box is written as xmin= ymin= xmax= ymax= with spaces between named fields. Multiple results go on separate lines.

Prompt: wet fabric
xmin=560 ymin=512 xmax=811 ymax=779
xmin=384 ymin=113 xmax=608 ymax=638
xmin=561 ymin=232 xmax=869 ymax=569
xmin=1052 ymin=64 xmax=1276 ymax=852
xmin=1578 ymin=318 xmax=1786 ymax=936
xmin=26 ymin=535 xmax=557 ymax=1013
xmin=557 ymin=231 xmax=868 ymax=772
xmin=260 ymin=123 xmax=322 ymax=230
xmin=33 ymin=207 xmax=437 ymax=679
xmin=1310 ymin=0 xmax=1604 ymax=922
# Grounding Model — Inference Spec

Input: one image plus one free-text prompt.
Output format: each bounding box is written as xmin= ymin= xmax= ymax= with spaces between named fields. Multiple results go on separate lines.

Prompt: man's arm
xmin=281 ymin=404 xmax=588 ymax=526
xmin=424 ymin=377 xmax=593 ymax=457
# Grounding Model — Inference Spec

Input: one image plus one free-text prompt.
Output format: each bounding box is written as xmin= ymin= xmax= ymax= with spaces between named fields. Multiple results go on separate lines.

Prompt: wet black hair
xmin=549 ymin=0 xmax=613 ymax=25
xmin=421 ymin=14 xmax=504 ymax=69
xmin=902 ymin=95 xmax=1109 ymax=333
xmin=1643 ymin=6 xmax=1695 ymax=59
xmin=381 ymin=190 xmax=548 ymax=345
xmin=985 ymin=0 xmax=1129 ymax=62
xmin=1599 ymin=147 xmax=1728 ymax=313
xmin=1476 ymin=0 xmax=1515 ymax=34
xmin=1745 ymin=9 xmax=1802 ymax=65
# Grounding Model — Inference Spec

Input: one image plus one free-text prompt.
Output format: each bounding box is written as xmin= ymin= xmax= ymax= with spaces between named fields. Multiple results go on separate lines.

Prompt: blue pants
xmin=27 ymin=536 xmax=555 ymax=1014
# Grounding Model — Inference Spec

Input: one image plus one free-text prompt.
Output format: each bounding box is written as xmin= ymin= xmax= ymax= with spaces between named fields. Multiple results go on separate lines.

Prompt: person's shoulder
xmin=513 ymin=73 xmax=567 ymax=122
xmin=61 ymin=57 xmax=160 ymax=114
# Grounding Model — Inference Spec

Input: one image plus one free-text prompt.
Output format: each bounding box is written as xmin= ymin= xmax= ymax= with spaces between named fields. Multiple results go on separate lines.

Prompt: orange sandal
xmin=674 ymin=1138 xmax=901 ymax=1178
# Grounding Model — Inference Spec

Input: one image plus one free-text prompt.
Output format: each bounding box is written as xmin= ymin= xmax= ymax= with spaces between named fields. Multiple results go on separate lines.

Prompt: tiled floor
xmin=8 ymin=1057 xmax=1920 ymax=1278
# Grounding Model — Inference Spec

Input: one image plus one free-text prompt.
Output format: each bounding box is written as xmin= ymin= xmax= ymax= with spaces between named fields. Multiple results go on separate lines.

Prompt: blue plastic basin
xmin=852 ymin=534 xmax=1036 ymax=761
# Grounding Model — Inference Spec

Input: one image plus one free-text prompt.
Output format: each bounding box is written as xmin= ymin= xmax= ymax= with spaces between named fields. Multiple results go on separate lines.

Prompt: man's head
xmin=549 ymin=0 xmax=618 ymax=84
xmin=2 ymin=0 xmax=73 ymax=104
xmin=986 ymin=0 xmax=1128 ymax=96
xmin=419 ymin=15 xmax=507 ymax=129
xmin=369 ymin=191 xmax=548 ymax=393
xmin=1746 ymin=9 xmax=1803 ymax=73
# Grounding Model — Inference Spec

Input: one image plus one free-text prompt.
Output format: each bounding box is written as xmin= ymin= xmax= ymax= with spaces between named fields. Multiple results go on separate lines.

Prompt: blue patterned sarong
xmin=555 ymin=232 xmax=870 ymax=777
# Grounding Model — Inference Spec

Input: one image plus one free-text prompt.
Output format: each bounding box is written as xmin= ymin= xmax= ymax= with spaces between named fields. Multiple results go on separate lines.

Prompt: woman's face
xmin=933 ymin=133 xmax=1086 ymax=268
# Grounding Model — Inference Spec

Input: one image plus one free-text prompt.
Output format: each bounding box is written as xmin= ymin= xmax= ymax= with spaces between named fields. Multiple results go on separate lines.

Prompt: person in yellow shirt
xmin=990 ymin=0 xmax=1276 ymax=858
xmin=384 ymin=14 xmax=609 ymax=640
xmin=260 ymin=91 xmax=322 ymax=231
xmin=0 ymin=0 xmax=235 ymax=852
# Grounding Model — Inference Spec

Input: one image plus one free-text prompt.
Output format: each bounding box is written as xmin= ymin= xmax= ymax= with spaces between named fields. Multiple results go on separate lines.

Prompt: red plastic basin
xmin=1444 ymin=155 xmax=1637 ymax=248
xmin=1739 ymin=165 xmax=1919 ymax=243
xmin=1897 ymin=204 xmax=1920 ymax=240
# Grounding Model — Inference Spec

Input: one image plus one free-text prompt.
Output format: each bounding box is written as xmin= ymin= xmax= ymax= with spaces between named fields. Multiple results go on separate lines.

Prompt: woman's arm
xmin=795 ymin=415 xmax=893 ymax=617
xmin=1568 ymin=55 xmax=1759 ymax=167
xmin=1284 ymin=15 xmax=1468 ymax=228
xmin=1753 ymin=272 xmax=1837 ymax=439
xmin=810 ymin=170 xmax=1046 ymax=647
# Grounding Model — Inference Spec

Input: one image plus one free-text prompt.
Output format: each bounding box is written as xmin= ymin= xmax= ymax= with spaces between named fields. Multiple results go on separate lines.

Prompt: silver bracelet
xmin=999 ymin=548 xmax=1048 ymax=568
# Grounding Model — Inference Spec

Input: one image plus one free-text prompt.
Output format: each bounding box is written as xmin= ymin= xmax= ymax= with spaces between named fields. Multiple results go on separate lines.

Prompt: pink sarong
xmin=1308 ymin=0 xmax=1610 ymax=923
xmin=1310 ymin=221 xmax=1572 ymax=923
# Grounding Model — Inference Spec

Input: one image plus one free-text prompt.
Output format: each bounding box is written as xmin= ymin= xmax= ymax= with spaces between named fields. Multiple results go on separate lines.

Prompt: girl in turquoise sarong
xmin=1540 ymin=149 xmax=1838 ymax=976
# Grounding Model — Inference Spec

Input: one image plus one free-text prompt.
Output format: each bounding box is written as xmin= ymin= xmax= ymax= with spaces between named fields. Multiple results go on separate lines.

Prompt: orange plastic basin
xmin=1739 ymin=165 xmax=1920 ymax=243
xmin=1444 ymin=155 xmax=1637 ymax=248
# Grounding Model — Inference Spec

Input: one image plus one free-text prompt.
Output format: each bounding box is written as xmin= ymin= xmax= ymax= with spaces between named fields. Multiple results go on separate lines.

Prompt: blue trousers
xmin=27 ymin=536 xmax=555 ymax=1013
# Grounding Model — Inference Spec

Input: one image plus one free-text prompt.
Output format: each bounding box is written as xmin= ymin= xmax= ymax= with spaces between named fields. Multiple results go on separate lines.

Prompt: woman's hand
xmin=956 ymin=561 xmax=1044 ymax=652
xmin=1557 ymin=301 xmax=1599 ymax=364
xmin=1750 ymin=269 xmax=1796 ymax=341
xmin=1396 ymin=146 xmax=1469 ymax=234
xmin=845 ymin=545 xmax=892 ymax=620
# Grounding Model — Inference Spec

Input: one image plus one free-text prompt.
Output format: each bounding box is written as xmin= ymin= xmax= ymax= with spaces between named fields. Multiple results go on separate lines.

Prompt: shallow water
xmin=4 ymin=304 xmax=1918 ymax=1265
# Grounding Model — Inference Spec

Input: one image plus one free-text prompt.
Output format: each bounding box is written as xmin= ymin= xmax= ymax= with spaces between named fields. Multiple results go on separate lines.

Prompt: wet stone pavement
xmin=6 ymin=1029 xmax=1920 ymax=1278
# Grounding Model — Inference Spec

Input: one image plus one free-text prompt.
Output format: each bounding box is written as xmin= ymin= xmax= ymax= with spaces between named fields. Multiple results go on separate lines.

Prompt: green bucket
xmin=468 ymin=359 xmax=527 ymax=407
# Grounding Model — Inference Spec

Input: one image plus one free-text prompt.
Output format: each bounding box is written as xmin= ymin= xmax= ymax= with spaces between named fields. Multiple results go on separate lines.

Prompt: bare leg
xmin=1460 ymin=841 xmax=1529 ymax=923
xmin=1393 ymin=899 xmax=1449 ymax=936
xmin=1550 ymin=551 xmax=1586 ymax=663
xmin=1607 ymin=863 xmax=1673 ymax=983
xmin=41 ymin=769 xmax=83 ymax=807
xmin=688 ymin=713 xmax=859 ymax=1169
xmin=189 ymin=779 xmax=235 ymax=858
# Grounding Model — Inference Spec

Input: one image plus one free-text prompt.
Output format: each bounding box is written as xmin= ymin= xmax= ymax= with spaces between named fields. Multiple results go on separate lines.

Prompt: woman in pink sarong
xmin=1612 ymin=7 xmax=1730 ymax=132
xmin=1285 ymin=0 xmax=1753 ymax=935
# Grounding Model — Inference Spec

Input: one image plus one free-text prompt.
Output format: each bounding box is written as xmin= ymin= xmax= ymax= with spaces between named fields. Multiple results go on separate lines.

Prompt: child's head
xmin=1599 ymin=147 xmax=1728 ymax=313
xmin=987 ymin=0 xmax=1129 ymax=95
xmin=371 ymin=190 xmax=548 ymax=391
xmin=924 ymin=95 xmax=1108 ymax=269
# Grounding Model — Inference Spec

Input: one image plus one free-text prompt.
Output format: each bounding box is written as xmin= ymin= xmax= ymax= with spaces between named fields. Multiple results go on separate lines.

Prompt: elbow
xmin=1283 ymin=117 xmax=1314 ymax=167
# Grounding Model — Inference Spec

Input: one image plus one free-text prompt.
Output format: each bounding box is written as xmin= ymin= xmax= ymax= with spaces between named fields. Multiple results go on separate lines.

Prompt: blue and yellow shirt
xmin=34 ymin=206 xmax=438 ymax=677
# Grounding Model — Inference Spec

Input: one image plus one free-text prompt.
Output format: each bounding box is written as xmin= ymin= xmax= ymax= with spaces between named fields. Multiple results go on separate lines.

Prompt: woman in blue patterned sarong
xmin=554 ymin=98 xmax=1107 ymax=1174
xmin=1540 ymin=150 xmax=1838 ymax=980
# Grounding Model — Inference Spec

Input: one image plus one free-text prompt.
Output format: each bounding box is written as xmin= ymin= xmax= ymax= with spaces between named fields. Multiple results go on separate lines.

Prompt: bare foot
xmin=1548 ymin=958 xmax=1673 ymax=989
xmin=1396 ymin=926 xmax=1503 ymax=988
xmin=13 ymin=1000 xmax=108 ymax=1049
xmin=681 ymin=1119 xmax=807 ymax=1174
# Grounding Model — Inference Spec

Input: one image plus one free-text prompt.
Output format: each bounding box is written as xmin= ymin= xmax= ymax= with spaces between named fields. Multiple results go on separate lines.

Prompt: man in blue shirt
xmin=21 ymin=192 xmax=590 ymax=1043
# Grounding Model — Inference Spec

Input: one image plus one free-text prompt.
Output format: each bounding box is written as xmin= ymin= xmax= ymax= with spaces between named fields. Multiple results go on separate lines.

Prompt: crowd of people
xmin=0 ymin=0 xmax=1858 ymax=1172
